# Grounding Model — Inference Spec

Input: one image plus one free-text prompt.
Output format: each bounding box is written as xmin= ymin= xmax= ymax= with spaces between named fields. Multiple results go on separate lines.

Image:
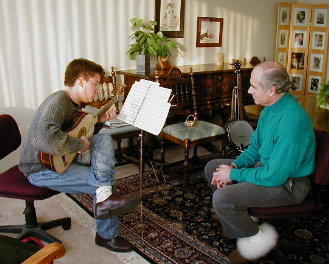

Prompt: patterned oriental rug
xmin=67 ymin=164 xmax=329 ymax=264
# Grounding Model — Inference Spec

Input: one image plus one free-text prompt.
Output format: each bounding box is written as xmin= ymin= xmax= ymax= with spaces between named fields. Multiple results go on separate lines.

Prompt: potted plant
xmin=316 ymin=81 xmax=329 ymax=109
xmin=127 ymin=18 xmax=177 ymax=72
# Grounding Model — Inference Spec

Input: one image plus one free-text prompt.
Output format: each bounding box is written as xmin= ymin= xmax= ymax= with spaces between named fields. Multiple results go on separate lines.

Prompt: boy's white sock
xmin=96 ymin=186 xmax=112 ymax=203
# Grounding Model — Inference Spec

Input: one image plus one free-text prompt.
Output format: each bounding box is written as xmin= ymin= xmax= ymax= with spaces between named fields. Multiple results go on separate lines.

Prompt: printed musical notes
xmin=118 ymin=80 xmax=171 ymax=135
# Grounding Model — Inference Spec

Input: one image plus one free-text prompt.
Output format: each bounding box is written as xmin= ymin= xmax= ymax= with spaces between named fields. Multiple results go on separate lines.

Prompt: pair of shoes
xmin=96 ymin=194 xmax=141 ymax=220
xmin=229 ymin=250 xmax=250 ymax=264
xmin=95 ymin=233 xmax=133 ymax=252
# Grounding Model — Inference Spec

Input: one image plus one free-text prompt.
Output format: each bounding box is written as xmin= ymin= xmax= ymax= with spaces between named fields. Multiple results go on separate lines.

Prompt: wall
xmin=3 ymin=0 xmax=328 ymax=110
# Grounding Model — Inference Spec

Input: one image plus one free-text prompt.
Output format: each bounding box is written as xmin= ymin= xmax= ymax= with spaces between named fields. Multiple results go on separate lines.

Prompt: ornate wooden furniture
xmin=117 ymin=63 xmax=254 ymax=124
xmin=155 ymin=67 xmax=225 ymax=185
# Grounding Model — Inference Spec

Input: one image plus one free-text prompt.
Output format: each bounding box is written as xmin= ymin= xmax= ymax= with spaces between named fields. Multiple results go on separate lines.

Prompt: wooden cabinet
xmin=117 ymin=63 xmax=253 ymax=123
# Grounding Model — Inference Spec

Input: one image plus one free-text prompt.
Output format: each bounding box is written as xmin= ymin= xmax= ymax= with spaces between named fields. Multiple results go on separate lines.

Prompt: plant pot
xmin=136 ymin=54 xmax=150 ymax=74
xmin=157 ymin=56 xmax=172 ymax=70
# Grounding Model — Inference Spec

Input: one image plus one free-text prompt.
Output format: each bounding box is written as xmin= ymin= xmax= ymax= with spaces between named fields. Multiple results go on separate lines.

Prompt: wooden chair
xmin=86 ymin=66 xmax=140 ymax=167
xmin=0 ymin=234 xmax=65 ymax=264
xmin=156 ymin=67 xmax=225 ymax=185
xmin=248 ymin=130 xmax=329 ymax=264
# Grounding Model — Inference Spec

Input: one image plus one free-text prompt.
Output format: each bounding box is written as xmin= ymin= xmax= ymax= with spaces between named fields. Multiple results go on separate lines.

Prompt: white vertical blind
xmin=3 ymin=0 xmax=324 ymax=110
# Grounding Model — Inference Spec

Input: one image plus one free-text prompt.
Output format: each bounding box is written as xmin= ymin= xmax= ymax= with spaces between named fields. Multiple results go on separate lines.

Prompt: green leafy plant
xmin=316 ymin=81 xmax=329 ymax=108
xmin=127 ymin=18 xmax=177 ymax=60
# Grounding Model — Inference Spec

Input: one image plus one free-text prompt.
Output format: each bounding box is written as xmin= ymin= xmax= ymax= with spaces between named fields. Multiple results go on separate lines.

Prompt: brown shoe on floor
xmin=95 ymin=233 xmax=133 ymax=252
xmin=96 ymin=194 xmax=141 ymax=220
xmin=229 ymin=249 xmax=250 ymax=264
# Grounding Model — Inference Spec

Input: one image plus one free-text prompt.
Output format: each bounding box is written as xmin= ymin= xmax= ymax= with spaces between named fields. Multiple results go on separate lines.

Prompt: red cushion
xmin=0 ymin=165 xmax=59 ymax=200
xmin=0 ymin=114 xmax=21 ymax=159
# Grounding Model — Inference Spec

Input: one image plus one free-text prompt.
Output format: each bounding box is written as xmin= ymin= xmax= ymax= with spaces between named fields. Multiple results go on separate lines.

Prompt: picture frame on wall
xmin=196 ymin=17 xmax=223 ymax=47
xmin=290 ymin=73 xmax=304 ymax=91
xmin=310 ymin=54 xmax=324 ymax=72
xmin=279 ymin=7 xmax=291 ymax=25
xmin=312 ymin=31 xmax=326 ymax=50
xmin=308 ymin=75 xmax=322 ymax=93
xmin=313 ymin=8 xmax=327 ymax=27
xmin=292 ymin=30 xmax=308 ymax=49
xmin=278 ymin=30 xmax=289 ymax=48
xmin=155 ymin=0 xmax=185 ymax=38
xmin=277 ymin=52 xmax=287 ymax=66
xmin=290 ymin=52 xmax=305 ymax=69
xmin=293 ymin=8 xmax=310 ymax=26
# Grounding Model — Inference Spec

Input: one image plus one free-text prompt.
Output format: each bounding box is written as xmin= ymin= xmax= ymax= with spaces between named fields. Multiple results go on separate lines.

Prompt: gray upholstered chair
xmin=157 ymin=67 xmax=225 ymax=185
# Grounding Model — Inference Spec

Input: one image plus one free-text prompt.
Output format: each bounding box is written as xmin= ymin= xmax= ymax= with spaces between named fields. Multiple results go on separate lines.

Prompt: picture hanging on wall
xmin=290 ymin=52 xmax=305 ymax=69
xmin=155 ymin=0 xmax=185 ymax=38
xmin=293 ymin=8 xmax=310 ymax=26
xmin=313 ymin=8 xmax=327 ymax=27
xmin=290 ymin=73 xmax=304 ymax=91
xmin=292 ymin=30 xmax=307 ymax=49
xmin=308 ymin=75 xmax=321 ymax=93
xmin=310 ymin=54 xmax=324 ymax=72
xmin=277 ymin=52 xmax=287 ymax=66
xmin=312 ymin=31 xmax=326 ymax=50
xmin=278 ymin=30 xmax=289 ymax=48
xmin=196 ymin=17 xmax=223 ymax=47
xmin=279 ymin=7 xmax=291 ymax=25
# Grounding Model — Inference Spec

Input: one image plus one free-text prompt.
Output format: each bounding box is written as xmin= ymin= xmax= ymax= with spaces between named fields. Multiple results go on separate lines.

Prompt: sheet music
xmin=118 ymin=80 xmax=171 ymax=135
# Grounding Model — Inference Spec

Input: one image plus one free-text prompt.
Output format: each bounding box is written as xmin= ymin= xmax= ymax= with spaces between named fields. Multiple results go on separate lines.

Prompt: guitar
xmin=39 ymin=86 xmax=123 ymax=173
xmin=225 ymin=61 xmax=253 ymax=152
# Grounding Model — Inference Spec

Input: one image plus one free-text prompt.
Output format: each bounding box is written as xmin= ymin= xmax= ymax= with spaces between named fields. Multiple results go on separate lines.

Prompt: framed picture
xmin=279 ymin=7 xmax=290 ymax=25
xmin=310 ymin=54 xmax=324 ymax=72
xmin=196 ymin=17 xmax=223 ymax=47
xmin=278 ymin=30 xmax=289 ymax=48
xmin=313 ymin=8 xmax=327 ymax=27
xmin=293 ymin=8 xmax=310 ymax=26
xmin=155 ymin=0 xmax=185 ymax=38
xmin=308 ymin=75 xmax=321 ymax=93
xmin=290 ymin=73 xmax=304 ymax=91
xmin=292 ymin=30 xmax=307 ymax=49
xmin=312 ymin=31 xmax=326 ymax=50
xmin=277 ymin=52 xmax=287 ymax=67
xmin=290 ymin=52 xmax=305 ymax=69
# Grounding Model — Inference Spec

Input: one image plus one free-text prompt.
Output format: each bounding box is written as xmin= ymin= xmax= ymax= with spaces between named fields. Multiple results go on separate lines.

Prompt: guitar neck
xmin=96 ymin=96 xmax=118 ymax=121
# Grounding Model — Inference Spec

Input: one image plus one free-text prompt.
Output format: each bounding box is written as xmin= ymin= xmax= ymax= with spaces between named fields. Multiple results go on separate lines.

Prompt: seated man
xmin=20 ymin=58 xmax=140 ymax=252
xmin=205 ymin=61 xmax=315 ymax=263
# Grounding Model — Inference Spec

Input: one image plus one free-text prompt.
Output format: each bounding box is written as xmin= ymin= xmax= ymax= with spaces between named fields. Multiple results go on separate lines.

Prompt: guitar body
xmin=39 ymin=86 xmax=122 ymax=173
xmin=39 ymin=111 xmax=96 ymax=173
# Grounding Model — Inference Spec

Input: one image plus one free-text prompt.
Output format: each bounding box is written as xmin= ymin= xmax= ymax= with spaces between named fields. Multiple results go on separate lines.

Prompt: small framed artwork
xmin=292 ymin=30 xmax=307 ymax=49
xmin=313 ymin=8 xmax=327 ymax=27
xmin=290 ymin=52 xmax=305 ymax=70
xmin=279 ymin=7 xmax=291 ymax=25
xmin=312 ymin=31 xmax=326 ymax=50
xmin=310 ymin=54 xmax=324 ymax=72
xmin=308 ymin=75 xmax=321 ymax=93
xmin=278 ymin=30 xmax=289 ymax=48
xmin=293 ymin=8 xmax=310 ymax=26
xmin=290 ymin=73 xmax=304 ymax=91
xmin=155 ymin=0 xmax=185 ymax=38
xmin=277 ymin=52 xmax=287 ymax=67
xmin=196 ymin=17 xmax=223 ymax=47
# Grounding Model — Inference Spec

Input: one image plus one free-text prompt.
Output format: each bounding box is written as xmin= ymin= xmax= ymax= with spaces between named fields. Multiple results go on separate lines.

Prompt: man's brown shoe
xmin=96 ymin=194 xmax=141 ymax=220
xmin=95 ymin=233 xmax=133 ymax=252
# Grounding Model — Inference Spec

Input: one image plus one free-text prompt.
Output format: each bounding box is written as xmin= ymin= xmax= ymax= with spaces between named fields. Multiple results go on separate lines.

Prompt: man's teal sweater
xmin=230 ymin=93 xmax=315 ymax=187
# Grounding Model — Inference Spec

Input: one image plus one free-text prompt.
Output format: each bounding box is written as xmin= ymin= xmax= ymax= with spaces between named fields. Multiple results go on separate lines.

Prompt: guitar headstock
xmin=233 ymin=60 xmax=241 ymax=73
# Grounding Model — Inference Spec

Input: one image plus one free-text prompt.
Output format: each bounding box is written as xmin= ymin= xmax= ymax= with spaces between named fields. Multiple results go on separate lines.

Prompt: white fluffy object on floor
xmin=237 ymin=222 xmax=278 ymax=260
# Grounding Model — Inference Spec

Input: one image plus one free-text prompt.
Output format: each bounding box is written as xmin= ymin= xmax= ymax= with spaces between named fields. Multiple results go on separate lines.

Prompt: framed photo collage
xmin=276 ymin=3 xmax=329 ymax=95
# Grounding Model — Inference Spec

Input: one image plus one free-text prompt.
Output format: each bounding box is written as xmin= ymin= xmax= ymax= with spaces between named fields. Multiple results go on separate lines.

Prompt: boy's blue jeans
xmin=28 ymin=133 xmax=118 ymax=239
